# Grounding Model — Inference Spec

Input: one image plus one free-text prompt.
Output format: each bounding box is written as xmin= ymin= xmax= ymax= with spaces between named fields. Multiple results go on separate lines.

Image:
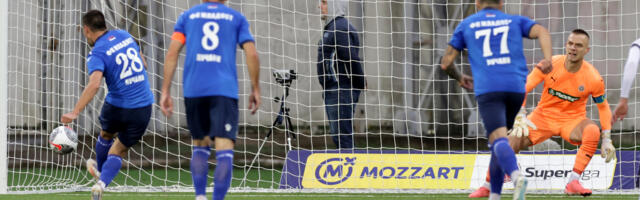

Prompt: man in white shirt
xmin=613 ymin=39 xmax=640 ymax=122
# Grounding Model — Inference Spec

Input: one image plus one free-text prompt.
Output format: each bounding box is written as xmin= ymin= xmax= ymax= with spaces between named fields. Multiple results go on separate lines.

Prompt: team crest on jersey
xmin=108 ymin=36 xmax=116 ymax=41
xmin=548 ymin=88 xmax=579 ymax=102
xmin=578 ymin=85 xmax=584 ymax=92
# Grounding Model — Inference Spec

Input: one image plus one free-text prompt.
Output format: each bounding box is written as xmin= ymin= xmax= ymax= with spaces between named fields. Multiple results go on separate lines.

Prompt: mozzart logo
xmin=358 ymin=165 xmax=465 ymax=179
xmin=314 ymin=157 xmax=356 ymax=185
xmin=314 ymin=157 xmax=467 ymax=185
xmin=302 ymin=154 xmax=476 ymax=189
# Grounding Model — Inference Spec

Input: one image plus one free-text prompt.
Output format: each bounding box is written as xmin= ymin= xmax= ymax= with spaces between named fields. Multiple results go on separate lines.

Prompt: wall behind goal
xmin=7 ymin=0 xmax=640 ymax=136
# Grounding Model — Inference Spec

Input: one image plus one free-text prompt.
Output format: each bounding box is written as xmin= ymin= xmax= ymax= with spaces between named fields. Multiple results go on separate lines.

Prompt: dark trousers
xmin=324 ymin=86 xmax=361 ymax=149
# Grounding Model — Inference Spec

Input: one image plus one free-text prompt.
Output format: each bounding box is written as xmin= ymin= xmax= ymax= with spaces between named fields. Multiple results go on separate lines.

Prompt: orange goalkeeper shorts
xmin=526 ymin=111 xmax=586 ymax=146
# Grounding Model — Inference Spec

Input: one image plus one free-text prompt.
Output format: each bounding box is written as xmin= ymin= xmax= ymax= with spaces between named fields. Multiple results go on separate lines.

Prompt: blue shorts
xmin=476 ymin=92 xmax=525 ymax=137
xmin=99 ymin=103 xmax=152 ymax=147
xmin=185 ymin=96 xmax=238 ymax=141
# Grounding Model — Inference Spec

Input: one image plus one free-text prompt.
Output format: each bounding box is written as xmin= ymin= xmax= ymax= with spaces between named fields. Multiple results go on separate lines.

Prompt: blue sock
xmin=99 ymin=154 xmax=122 ymax=187
xmin=213 ymin=150 xmax=233 ymax=200
xmin=492 ymin=137 xmax=519 ymax=175
xmin=190 ymin=146 xmax=211 ymax=197
xmin=95 ymin=135 xmax=113 ymax=172
xmin=489 ymin=152 xmax=505 ymax=195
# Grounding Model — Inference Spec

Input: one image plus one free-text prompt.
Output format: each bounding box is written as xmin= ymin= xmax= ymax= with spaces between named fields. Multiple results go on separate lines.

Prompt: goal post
xmin=0 ymin=0 xmax=9 ymax=194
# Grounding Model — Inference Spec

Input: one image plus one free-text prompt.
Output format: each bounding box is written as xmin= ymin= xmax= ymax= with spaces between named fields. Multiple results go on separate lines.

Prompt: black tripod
xmin=263 ymin=85 xmax=297 ymax=151
xmin=241 ymin=72 xmax=296 ymax=186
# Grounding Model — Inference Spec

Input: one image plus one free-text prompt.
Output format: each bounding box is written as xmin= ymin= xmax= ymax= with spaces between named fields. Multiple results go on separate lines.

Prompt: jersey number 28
xmin=116 ymin=47 xmax=144 ymax=79
xmin=475 ymin=26 xmax=510 ymax=57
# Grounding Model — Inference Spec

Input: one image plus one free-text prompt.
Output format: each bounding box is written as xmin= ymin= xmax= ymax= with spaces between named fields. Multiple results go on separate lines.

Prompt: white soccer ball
xmin=49 ymin=126 xmax=78 ymax=154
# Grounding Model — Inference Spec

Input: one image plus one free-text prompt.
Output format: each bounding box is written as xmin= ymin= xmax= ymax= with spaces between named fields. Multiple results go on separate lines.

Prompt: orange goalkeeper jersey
xmin=527 ymin=55 xmax=611 ymax=130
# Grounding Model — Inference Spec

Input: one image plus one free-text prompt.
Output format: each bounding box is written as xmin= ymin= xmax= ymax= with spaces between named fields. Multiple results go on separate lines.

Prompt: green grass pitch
xmin=3 ymin=168 xmax=638 ymax=199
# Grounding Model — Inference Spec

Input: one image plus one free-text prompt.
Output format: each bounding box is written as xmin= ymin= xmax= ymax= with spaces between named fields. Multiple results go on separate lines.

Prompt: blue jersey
xmin=86 ymin=30 xmax=154 ymax=108
xmin=449 ymin=8 xmax=537 ymax=95
xmin=174 ymin=2 xmax=255 ymax=98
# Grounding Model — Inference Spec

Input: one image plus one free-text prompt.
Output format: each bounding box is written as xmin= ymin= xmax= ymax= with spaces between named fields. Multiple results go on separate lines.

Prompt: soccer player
xmin=612 ymin=38 xmax=640 ymax=122
xmin=441 ymin=0 xmax=553 ymax=199
xmin=60 ymin=10 xmax=154 ymax=200
xmin=469 ymin=29 xmax=617 ymax=198
xmin=159 ymin=0 xmax=261 ymax=200
xmin=612 ymin=39 xmax=640 ymax=200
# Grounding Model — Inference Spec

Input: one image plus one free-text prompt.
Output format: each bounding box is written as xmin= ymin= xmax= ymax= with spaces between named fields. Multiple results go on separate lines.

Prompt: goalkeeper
xmin=469 ymin=29 xmax=616 ymax=198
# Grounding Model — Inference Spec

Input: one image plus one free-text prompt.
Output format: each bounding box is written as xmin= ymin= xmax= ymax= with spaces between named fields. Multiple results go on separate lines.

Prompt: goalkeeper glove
xmin=600 ymin=130 xmax=616 ymax=163
xmin=508 ymin=107 xmax=537 ymax=137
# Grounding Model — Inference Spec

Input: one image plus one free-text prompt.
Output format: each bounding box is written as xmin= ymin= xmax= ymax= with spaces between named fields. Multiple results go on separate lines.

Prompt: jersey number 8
xmin=116 ymin=47 xmax=144 ymax=79
xmin=201 ymin=21 xmax=220 ymax=51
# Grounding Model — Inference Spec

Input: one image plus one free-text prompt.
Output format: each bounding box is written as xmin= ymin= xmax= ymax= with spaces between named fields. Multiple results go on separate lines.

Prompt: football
xmin=49 ymin=126 xmax=78 ymax=154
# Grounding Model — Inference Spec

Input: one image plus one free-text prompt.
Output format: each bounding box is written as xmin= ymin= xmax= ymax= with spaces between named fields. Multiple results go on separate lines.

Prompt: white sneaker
xmin=195 ymin=195 xmax=207 ymax=200
xmin=512 ymin=176 xmax=528 ymax=200
xmin=91 ymin=182 xmax=104 ymax=200
xmin=86 ymin=159 xmax=101 ymax=181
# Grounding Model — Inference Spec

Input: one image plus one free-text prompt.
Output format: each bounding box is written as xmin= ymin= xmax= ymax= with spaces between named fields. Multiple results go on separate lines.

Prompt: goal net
xmin=2 ymin=0 xmax=639 ymax=194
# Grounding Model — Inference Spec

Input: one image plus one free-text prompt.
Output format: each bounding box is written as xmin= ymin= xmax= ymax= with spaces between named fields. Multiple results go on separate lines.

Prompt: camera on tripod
xmin=273 ymin=69 xmax=296 ymax=86
xmin=243 ymin=70 xmax=298 ymax=184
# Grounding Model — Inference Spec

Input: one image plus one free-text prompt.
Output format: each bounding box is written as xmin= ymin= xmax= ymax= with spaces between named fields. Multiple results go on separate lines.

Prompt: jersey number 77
xmin=475 ymin=26 xmax=510 ymax=57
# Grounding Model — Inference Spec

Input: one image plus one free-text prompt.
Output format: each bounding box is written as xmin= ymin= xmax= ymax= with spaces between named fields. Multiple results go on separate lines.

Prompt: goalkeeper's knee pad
xmin=582 ymin=124 xmax=600 ymax=145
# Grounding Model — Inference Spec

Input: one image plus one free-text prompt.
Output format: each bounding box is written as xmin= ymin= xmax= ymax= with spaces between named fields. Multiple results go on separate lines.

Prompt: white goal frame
xmin=0 ymin=0 xmax=10 ymax=194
